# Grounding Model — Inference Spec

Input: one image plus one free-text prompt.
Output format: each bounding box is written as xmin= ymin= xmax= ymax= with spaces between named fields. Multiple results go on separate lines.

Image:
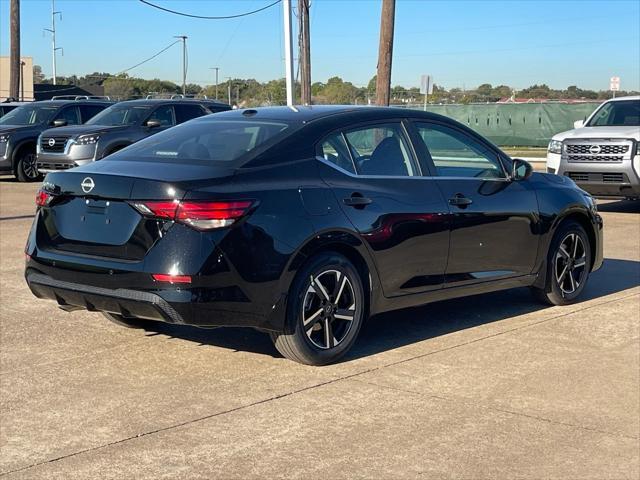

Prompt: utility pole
xmin=210 ymin=67 xmax=219 ymax=99
xmin=298 ymin=0 xmax=311 ymax=105
xmin=375 ymin=0 xmax=395 ymax=106
xmin=20 ymin=60 xmax=25 ymax=101
xmin=174 ymin=35 xmax=188 ymax=95
xmin=9 ymin=0 xmax=20 ymax=99
xmin=226 ymin=77 xmax=232 ymax=106
xmin=44 ymin=0 xmax=62 ymax=85
xmin=282 ymin=0 xmax=294 ymax=106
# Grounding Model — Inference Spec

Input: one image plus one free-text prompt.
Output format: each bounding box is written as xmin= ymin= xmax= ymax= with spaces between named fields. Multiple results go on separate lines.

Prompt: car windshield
xmin=587 ymin=100 xmax=640 ymax=127
xmin=85 ymin=105 xmax=153 ymax=126
xmin=108 ymin=119 xmax=290 ymax=165
xmin=0 ymin=104 xmax=59 ymax=125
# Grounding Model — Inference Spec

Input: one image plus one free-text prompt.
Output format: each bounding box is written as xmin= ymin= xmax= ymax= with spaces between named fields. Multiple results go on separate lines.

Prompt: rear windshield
xmin=108 ymin=119 xmax=290 ymax=164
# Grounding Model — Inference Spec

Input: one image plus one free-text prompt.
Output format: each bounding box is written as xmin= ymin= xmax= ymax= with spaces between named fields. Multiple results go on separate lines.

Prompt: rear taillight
xmin=35 ymin=189 xmax=54 ymax=207
xmin=132 ymin=200 xmax=254 ymax=230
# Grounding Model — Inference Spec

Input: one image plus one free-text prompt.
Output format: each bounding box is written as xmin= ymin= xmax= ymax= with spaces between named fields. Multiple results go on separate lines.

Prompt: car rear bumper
xmin=26 ymin=271 xmax=185 ymax=323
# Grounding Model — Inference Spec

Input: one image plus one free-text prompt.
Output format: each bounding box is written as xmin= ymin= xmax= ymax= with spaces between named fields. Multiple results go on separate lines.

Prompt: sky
xmin=1 ymin=0 xmax=639 ymax=91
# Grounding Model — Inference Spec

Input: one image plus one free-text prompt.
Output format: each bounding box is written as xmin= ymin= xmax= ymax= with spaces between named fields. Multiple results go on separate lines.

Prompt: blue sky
xmin=1 ymin=0 xmax=639 ymax=91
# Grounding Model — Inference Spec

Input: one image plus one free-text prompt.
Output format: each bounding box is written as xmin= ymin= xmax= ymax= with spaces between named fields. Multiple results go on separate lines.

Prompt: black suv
xmin=0 ymin=99 xmax=112 ymax=181
xmin=37 ymin=98 xmax=230 ymax=173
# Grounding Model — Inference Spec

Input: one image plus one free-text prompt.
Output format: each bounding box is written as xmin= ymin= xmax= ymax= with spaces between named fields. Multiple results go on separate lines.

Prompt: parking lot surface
xmin=1 ymin=176 xmax=638 ymax=479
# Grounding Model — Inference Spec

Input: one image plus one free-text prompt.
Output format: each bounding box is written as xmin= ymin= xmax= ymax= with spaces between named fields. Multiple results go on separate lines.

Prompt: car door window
xmin=54 ymin=106 xmax=80 ymax=125
xmin=344 ymin=124 xmax=417 ymax=177
xmin=174 ymin=104 xmax=206 ymax=124
xmin=79 ymin=104 xmax=106 ymax=123
xmin=319 ymin=133 xmax=357 ymax=174
xmin=147 ymin=105 xmax=174 ymax=127
xmin=415 ymin=122 xmax=505 ymax=179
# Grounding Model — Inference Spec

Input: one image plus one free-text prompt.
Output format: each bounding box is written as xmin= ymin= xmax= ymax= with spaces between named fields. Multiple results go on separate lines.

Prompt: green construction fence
xmin=406 ymin=103 xmax=600 ymax=147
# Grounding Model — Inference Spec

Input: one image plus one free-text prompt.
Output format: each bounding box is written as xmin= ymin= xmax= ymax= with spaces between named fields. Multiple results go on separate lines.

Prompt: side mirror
xmin=511 ymin=158 xmax=533 ymax=181
xmin=52 ymin=119 xmax=67 ymax=127
xmin=145 ymin=119 xmax=161 ymax=128
xmin=573 ymin=119 xmax=584 ymax=129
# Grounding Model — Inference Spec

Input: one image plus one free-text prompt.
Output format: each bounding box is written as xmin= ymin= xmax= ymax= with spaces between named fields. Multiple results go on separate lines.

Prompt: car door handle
xmin=343 ymin=195 xmax=372 ymax=207
xmin=448 ymin=194 xmax=473 ymax=207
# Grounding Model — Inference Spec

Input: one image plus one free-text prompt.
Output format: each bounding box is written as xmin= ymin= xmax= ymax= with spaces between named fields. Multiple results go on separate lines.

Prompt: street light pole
xmin=174 ymin=35 xmax=188 ymax=95
xmin=226 ymin=77 xmax=232 ymax=106
xmin=282 ymin=0 xmax=294 ymax=106
xmin=44 ymin=0 xmax=62 ymax=85
xmin=210 ymin=67 xmax=219 ymax=100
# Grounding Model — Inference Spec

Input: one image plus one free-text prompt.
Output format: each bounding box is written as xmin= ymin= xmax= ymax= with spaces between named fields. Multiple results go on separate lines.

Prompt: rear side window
xmin=343 ymin=124 xmax=418 ymax=177
xmin=319 ymin=133 xmax=356 ymax=174
xmin=79 ymin=104 xmax=106 ymax=123
xmin=174 ymin=104 xmax=206 ymax=124
xmin=108 ymin=120 xmax=289 ymax=164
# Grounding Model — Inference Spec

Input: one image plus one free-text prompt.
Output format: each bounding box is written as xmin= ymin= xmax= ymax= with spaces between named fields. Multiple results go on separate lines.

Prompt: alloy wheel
xmin=21 ymin=153 xmax=40 ymax=179
xmin=301 ymin=269 xmax=356 ymax=349
xmin=554 ymin=233 xmax=587 ymax=296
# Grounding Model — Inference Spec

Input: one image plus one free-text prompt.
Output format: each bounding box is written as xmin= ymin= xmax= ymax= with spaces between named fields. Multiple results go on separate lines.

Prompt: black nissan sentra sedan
xmin=25 ymin=106 xmax=603 ymax=365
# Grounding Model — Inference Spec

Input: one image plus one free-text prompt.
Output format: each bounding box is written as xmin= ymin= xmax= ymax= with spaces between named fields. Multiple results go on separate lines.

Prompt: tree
xmin=33 ymin=65 xmax=45 ymax=83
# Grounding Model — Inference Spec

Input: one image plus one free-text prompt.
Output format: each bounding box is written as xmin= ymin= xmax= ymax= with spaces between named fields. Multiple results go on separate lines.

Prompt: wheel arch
xmin=11 ymin=139 xmax=37 ymax=171
xmin=102 ymin=142 xmax=131 ymax=158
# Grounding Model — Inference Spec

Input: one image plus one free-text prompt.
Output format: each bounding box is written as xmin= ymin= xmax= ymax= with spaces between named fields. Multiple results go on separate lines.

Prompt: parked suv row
xmin=37 ymin=99 xmax=230 ymax=174
xmin=0 ymin=98 xmax=112 ymax=181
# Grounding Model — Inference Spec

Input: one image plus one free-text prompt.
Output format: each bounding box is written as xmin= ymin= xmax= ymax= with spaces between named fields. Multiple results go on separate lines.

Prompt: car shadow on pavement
xmin=596 ymin=199 xmax=640 ymax=214
xmin=139 ymin=257 xmax=640 ymax=362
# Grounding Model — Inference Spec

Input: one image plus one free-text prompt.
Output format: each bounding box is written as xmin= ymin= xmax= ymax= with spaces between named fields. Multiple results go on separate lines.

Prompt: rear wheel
xmin=532 ymin=221 xmax=591 ymax=306
xmin=15 ymin=149 xmax=42 ymax=182
xmin=101 ymin=312 xmax=149 ymax=329
xmin=270 ymin=252 xmax=365 ymax=365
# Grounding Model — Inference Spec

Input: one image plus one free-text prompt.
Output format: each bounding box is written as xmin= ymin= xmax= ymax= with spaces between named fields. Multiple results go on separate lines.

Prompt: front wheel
xmin=532 ymin=221 xmax=591 ymax=306
xmin=15 ymin=150 xmax=42 ymax=182
xmin=270 ymin=252 xmax=366 ymax=365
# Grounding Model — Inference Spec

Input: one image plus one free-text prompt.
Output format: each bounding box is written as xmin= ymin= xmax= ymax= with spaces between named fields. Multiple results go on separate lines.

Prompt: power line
xmin=116 ymin=40 xmax=180 ymax=75
xmin=138 ymin=0 xmax=282 ymax=20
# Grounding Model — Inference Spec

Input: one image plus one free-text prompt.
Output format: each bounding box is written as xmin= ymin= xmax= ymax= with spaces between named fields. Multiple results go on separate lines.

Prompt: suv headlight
xmin=548 ymin=140 xmax=563 ymax=154
xmin=0 ymin=134 xmax=9 ymax=143
xmin=76 ymin=134 xmax=100 ymax=145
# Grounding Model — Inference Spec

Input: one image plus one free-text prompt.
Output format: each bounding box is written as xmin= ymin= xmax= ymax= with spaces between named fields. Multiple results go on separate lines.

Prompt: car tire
xmin=270 ymin=252 xmax=365 ymax=365
xmin=101 ymin=312 xmax=149 ymax=329
xmin=532 ymin=220 xmax=591 ymax=306
xmin=15 ymin=149 xmax=42 ymax=182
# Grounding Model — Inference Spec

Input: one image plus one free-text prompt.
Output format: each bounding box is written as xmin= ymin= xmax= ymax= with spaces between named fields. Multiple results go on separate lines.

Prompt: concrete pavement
xmin=1 ymin=176 xmax=638 ymax=479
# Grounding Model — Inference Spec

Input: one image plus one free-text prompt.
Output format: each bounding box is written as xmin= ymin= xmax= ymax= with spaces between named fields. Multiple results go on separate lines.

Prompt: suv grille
xmin=565 ymin=140 xmax=631 ymax=163
xmin=40 ymin=135 xmax=70 ymax=153
xmin=567 ymin=172 xmax=628 ymax=184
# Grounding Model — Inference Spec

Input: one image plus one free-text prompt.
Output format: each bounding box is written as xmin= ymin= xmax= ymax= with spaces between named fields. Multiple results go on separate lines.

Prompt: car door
xmin=174 ymin=104 xmax=207 ymax=124
xmin=144 ymin=105 xmax=176 ymax=132
xmin=53 ymin=106 xmax=81 ymax=126
xmin=318 ymin=121 xmax=450 ymax=297
xmin=79 ymin=104 xmax=107 ymax=123
xmin=411 ymin=120 xmax=539 ymax=288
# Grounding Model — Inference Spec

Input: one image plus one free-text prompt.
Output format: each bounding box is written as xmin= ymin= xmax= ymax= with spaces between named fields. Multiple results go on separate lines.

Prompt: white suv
xmin=546 ymin=96 xmax=640 ymax=199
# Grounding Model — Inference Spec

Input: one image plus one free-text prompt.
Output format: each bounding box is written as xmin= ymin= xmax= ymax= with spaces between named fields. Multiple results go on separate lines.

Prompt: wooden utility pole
xmin=9 ymin=0 xmax=20 ymax=100
xmin=298 ymin=0 xmax=311 ymax=105
xmin=375 ymin=0 xmax=395 ymax=106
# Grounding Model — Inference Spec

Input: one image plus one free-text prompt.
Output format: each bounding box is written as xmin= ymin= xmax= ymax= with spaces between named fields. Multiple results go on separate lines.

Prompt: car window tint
xmin=79 ymin=105 xmax=106 ymax=123
xmin=109 ymin=120 xmax=289 ymax=164
xmin=55 ymin=106 xmax=80 ymax=125
xmin=344 ymin=124 xmax=417 ymax=177
xmin=319 ymin=133 xmax=356 ymax=174
xmin=174 ymin=104 xmax=206 ymax=124
xmin=415 ymin=122 xmax=505 ymax=179
xmin=147 ymin=105 xmax=174 ymax=126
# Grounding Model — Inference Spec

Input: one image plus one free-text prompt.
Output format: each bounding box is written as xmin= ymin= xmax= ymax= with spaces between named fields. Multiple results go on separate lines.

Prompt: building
xmin=0 ymin=56 xmax=34 ymax=101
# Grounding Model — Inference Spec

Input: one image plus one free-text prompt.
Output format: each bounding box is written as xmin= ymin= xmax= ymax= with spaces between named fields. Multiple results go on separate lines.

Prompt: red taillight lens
xmin=35 ymin=189 xmax=53 ymax=207
xmin=152 ymin=274 xmax=192 ymax=284
xmin=133 ymin=200 xmax=254 ymax=230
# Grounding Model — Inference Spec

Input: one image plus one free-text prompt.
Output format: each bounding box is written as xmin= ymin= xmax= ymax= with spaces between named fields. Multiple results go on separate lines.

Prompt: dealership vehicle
xmin=37 ymin=98 xmax=230 ymax=173
xmin=25 ymin=106 xmax=603 ymax=365
xmin=546 ymin=96 xmax=640 ymax=199
xmin=0 ymin=100 xmax=29 ymax=118
xmin=0 ymin=98 xmax=112 ymax=181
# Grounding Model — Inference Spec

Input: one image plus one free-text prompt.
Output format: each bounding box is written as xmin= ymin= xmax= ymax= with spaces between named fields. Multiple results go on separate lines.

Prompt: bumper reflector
xmin=152 ymin=274 xmax=192 ymax=284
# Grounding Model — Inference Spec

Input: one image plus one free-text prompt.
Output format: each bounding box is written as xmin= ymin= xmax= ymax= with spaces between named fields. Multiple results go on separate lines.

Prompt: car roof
xmin=0 ymin=102 xmax=29 ymax=107
xmin=114 ymin=98 xmax=229 ymax=107
xmin=605 ymin=95 xmax=640 ymax=102
xmin=193 ymin=105 xmax=453 ymax=124
xmin=31 ymin=99 xmax=113 ymax=106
